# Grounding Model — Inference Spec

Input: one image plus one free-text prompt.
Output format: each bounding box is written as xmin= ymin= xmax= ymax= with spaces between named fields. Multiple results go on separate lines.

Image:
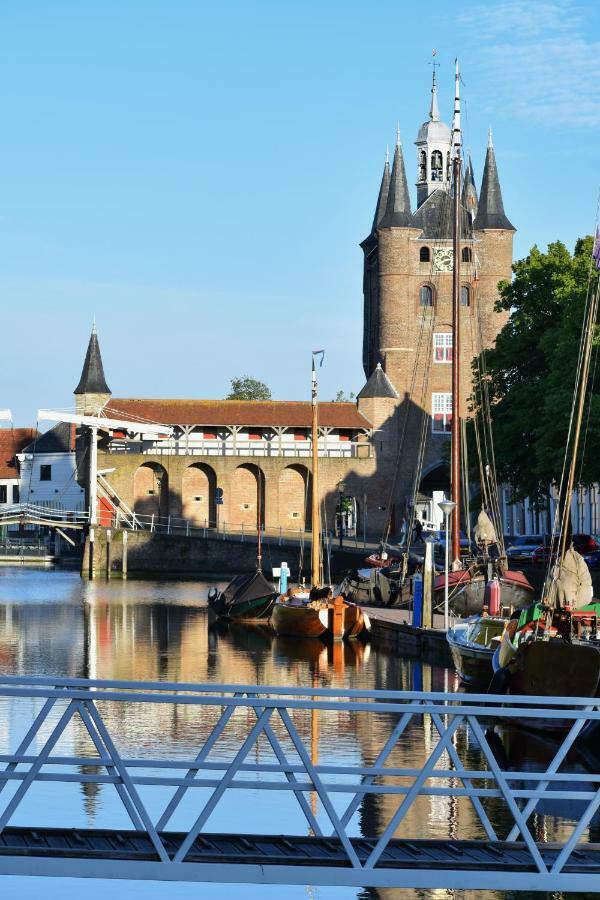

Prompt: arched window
xmin=431 ymin=150 xmax=443 ymax=181
xmin=419 ymin=246 xmax=430 ymax=262
xmin=418 ymin=150 xmax=426 ymax=183
xmin=462 ymin=247 xmax=472 ymax=263
xmin=419 ymin=284 xmax=434 ymax=307
xmin=460 ymin=285 xmax=471 ymax=307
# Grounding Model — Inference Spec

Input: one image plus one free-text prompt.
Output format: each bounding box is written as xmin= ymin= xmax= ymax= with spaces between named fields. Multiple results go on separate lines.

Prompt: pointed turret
xmin=379 ymin=135 xmax=412 ymax=228
xmin=357 ymin=362 xmax=399 ymax=400
xmin=462 ymin=154 xmax=478 ymax=223
xmin=473 ymin=131 xmax=514 ymax=230
xmin=371 ymin=153 xmax=391 ymax=232
xmin=74 ymin=324 xmax=111 ymax=414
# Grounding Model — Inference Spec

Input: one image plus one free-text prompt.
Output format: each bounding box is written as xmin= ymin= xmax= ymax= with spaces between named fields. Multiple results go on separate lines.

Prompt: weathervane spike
xmin=488 ymin=126 xmax=493 ymax=148
xmin=385 ymin=144 xmax=389 ymax=164
xmin=396 ymin=122 xmax=401 ymax=147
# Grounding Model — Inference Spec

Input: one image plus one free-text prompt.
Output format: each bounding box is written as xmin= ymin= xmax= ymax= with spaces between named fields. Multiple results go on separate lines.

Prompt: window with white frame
xmin=432 ymin=393 xmax=452 ymax=433
xmin=433 ymin=333 xmax=453 ymax=363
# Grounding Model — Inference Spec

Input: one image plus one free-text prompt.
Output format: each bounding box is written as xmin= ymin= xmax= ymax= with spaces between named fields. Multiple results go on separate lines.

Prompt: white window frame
xmin=432 ymin=393 xmax=452 ymax=434
xmin=433 ymin=333 xmax=453 ymax=363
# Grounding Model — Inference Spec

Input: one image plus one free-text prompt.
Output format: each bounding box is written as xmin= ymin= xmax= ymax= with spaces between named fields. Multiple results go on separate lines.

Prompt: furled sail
xmin=555 ymin=547 xmax=593 ymax=609
xmin=473 ymin=509 xmax=497 ymax=547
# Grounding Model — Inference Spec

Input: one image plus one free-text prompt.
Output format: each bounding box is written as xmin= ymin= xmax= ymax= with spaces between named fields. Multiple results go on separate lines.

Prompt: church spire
xmin=462 ymin=154 xmax=478 ymax=224
xmin=429 ymin=69 xmax=440 ymax=122
xmin=371 ymin=153 xmax=391 ymax=231
xmin=473 ymin=133 xmax=514 ymax=230
xmin=74 ymin=324 xmax=111 ymax=398
xmin=379 ymin=134 xmax=412 ymax=228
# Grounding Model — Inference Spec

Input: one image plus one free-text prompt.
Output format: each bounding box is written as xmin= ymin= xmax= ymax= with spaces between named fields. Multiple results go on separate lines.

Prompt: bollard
xmin=88 ymin=527 xmax=95 ymax=580
xmin=106 ymin=528 xmax=112 ymax=579
xmin=329 ymin=595 xmax=345 ymax=640
xmin=122 ymin=530 xmax=128 ymax=580
xmin=412 ymin=572 xmax=423 ymax=627
xmin=422 ymin=540 xmax=434 ymax=629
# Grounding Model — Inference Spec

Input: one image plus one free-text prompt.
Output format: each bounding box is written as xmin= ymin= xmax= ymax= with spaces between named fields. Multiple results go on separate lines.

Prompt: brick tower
xmin=359 ymin=72 xmax=515 ymax=530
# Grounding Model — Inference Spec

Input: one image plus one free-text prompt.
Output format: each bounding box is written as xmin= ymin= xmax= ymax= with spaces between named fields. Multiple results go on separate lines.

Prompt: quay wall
xmin=82 ymin=528 xmax=368 ymax=578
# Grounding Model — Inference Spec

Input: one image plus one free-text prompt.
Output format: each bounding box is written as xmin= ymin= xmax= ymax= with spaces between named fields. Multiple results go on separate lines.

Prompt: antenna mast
xmin=311 ymin=351 xmax=325 ymax=586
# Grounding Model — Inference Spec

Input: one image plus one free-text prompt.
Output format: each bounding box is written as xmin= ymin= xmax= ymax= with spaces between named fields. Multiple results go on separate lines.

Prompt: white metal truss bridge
xmin=0 ymin=676 xmax=599 ymax=889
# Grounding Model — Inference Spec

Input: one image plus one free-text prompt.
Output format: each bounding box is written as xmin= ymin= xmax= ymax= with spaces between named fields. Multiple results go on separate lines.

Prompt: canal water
xmin=0 ymin=567 xmax=595 ymax=900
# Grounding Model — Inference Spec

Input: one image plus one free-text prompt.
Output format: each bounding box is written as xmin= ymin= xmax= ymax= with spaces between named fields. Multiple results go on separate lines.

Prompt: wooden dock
xmin=366 ymin=606 xmax=452 ymax=664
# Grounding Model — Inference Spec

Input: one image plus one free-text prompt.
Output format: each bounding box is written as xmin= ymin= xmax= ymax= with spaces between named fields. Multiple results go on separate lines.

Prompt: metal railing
xmin=0 ymin=676 xmax=599 ymax=888
xmin=108 ymin=440 xmax=373 ymax=460
xmin=0 ymin=503 xmax=89 ymax=526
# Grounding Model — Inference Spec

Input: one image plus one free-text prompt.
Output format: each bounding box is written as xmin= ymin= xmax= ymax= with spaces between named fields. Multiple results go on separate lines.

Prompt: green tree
xmin=471 ymin=236 xmax=598 ymax=503
xmin=225 ymin=376 xmax=272 ymax=401
xmin=334 ymin=390 xmax=356 ymax=402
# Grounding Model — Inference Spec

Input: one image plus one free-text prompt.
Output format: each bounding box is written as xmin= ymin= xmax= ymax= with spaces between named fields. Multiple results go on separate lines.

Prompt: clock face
xmin=433 ymin=247 xmax=454 ymax=272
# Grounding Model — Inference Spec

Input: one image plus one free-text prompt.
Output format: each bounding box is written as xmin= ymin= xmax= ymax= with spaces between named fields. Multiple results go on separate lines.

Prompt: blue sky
xmin=1 ymin=0 xmax=598 ymax=425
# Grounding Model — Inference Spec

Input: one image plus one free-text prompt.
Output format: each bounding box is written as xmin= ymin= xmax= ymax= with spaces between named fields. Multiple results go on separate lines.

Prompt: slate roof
xmin=371 ymin=159 xmax=390 ymax=232
xmin=379 ymin=142 xmax=413 ymax=228
xmin=105 ymin=399 xmax=371 ymax=429
xmin=21 ymin=423 xmax=75 ymax=455
xmin=473 ymin=144 xmax=514 ymax=231
xmin=74 ymin=328 xmax=111 ymax=395
xmin=410 ymin=189 xmax=472 ymax=240
xmin=0 ymin=429 xmax=39 ymax=477
xmin=357 ymin=364 xmax=399 ymax=400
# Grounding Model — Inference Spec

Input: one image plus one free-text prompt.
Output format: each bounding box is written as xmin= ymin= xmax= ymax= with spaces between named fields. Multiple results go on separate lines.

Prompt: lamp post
xmin=438 ymin=498 xmax=457 ymax=631
xmin=337 ymin=481 xmax=346 ymax=549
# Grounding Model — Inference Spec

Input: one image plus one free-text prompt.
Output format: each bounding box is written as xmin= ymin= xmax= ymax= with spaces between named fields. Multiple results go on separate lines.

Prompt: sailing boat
xmin=434 ymin=60 xmax=533 ymax=619
xmin=207 ymin=469 xmax=278 ymax=622
xmin=271 ymin=352 xmax=370 ymax=640
xmin=489 ymin=235 xmax=600 ymax=716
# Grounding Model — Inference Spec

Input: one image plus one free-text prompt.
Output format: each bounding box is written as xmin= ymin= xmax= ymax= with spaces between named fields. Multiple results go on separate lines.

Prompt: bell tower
xmin=415 ymin=71 xmax=452 ymax=208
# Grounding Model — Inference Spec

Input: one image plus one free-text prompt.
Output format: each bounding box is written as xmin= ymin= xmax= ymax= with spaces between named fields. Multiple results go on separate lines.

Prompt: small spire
xmin=429 ymin=69 xmax=440 ymax=122
xmin=473 ymin=137 xmax=514 ymax=231
xmin=379 ymin=139 xmax=413 ymax=228
xmin=74 ymin=325 xmax=111 ymax=396
xmin=371 ymin=154 xmax=391 ymax=232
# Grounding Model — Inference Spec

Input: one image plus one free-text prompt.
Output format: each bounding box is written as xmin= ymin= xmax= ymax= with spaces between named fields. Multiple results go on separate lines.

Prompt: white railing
xmin=108 ymin=440 xmax=373 ymax=460
xmin=0 ymin=677 xmax=599 ymax=888
xmin=0 ymin=503 xmax=89 ymax=525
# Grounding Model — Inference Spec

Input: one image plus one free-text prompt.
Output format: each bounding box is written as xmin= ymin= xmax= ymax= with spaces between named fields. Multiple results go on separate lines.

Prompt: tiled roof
xmin=0 ymin=428 xmax=39 ymax=478
xmin=22 ymin=422 xmax=75 ymax=455
xmin=105 ymin=399 xmax=371 ymax=429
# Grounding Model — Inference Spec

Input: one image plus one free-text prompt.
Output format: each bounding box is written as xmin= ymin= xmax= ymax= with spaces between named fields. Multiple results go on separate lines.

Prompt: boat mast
xmin=311 ymin=351 xmax=324 ymax=586
xmin=451 ymin=58 xmax=462 ymax=567
xmin=256 ymin=468 xmax=262 ymax=572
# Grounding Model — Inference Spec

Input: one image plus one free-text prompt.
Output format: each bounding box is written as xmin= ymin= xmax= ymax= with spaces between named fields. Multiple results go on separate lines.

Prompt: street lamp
xmin=438 ymin=498 xmax=457 ymax=632
xmin=337 ymin=481 xmax=346 ymax=549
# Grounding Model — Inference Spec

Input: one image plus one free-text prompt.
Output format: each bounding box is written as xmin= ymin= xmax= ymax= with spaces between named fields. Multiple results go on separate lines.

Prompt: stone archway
xmin=133 ymin=462 xmax=168 ymax=519
xmin=279 ymin=464 xmax=310 ymax=529
xmin=182 ymin=463 xmax=217 ymax=527
xmin=230 ymin=464 xmax=265 ymax=530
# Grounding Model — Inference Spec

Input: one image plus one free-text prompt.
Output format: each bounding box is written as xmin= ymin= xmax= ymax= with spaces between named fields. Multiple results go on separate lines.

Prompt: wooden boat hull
xmin=495 ymin=639 xmax=600 ymax=732
xmin=435 ymin=569 xmax=534 ymax=617
xmin=446 ymin=617 xmax=505 ymax=684
xmin=271 ymin=602 xmax=330 ymax=638
xmin=343 ymin=604 xmax=371 ymax=639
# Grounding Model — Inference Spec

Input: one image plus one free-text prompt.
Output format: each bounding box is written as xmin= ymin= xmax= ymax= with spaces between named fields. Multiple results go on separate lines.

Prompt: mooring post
xmin=422 ymin=539 xmax=434 ymax=629
xmin=122 ymin=529 xmax=128 ymax=580
xmin=88 ymin=527 xmax=95 ymax=579
xmin=105 ymin=528 xmax=112 ymax=579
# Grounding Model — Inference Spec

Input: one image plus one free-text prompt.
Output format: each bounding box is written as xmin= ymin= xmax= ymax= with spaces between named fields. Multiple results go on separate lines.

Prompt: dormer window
xmin=462 ymin=247 xmax=472 ymax=263
xmin=431 ymin=151 xmax=443 ymax=182
xmin=419 ymin=284 xmax=434 ymax=308
xmin=419 ymin=246 xmax=430 ymax=263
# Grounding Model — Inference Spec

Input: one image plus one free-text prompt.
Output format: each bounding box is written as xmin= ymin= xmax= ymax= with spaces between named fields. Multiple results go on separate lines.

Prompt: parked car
xmin=583 ymin=549 xmax=600 ymax=570
xmin=532 ymin=534 xmax=599 ymax=567
xmin=505 ymin=535 xmax=544 ymax=562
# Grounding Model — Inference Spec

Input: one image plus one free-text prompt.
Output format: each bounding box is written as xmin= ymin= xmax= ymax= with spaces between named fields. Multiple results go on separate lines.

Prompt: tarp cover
xmin=555 ymin=547 xmax=593 ymax=609
xmin=474 ymin=509 xmax=497 ymax=546
xmin=221 ymin=571 xmax=275 ymax=608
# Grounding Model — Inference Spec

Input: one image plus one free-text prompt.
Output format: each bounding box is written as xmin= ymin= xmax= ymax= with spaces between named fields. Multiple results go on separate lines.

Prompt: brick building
xmin=65 ymin=73 xmax=514 ymax=540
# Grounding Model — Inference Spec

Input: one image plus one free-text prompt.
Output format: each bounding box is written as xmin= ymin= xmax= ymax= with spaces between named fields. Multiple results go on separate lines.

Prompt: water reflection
xmin=0 ymin=568 xmax=593 ymax=900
